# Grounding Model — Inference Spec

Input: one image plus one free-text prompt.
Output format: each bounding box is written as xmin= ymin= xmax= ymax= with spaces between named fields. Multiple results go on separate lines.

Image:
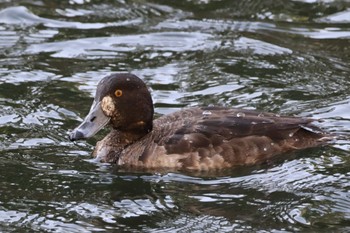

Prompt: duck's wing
xmin=161 ymin=107 xmax=325 ymax=154
xmin=194 ymin=108 xmax=318 ymax=139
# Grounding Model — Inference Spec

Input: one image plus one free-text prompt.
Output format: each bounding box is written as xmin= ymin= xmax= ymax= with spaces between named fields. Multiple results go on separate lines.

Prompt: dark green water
xmin=1 ymin=0 xmax=350 ymax=232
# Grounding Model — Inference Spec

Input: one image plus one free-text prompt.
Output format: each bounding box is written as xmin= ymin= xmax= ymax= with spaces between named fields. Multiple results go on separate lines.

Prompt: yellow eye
xmin=115 ymin=89 xmax=123 ymax=97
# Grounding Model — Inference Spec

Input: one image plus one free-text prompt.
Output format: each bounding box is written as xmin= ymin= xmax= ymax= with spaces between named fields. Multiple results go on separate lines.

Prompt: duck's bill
xmin=69 ymin=101 xmax=110 ymax=141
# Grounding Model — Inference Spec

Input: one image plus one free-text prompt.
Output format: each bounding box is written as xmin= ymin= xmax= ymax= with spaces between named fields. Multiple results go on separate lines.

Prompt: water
xmin=0 ymin=0 xmax=350 ymax=232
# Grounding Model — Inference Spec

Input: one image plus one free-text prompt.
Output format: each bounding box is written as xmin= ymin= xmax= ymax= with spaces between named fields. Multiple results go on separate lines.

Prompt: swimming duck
xmin=69 ymin=73 xmax=331 ymax=171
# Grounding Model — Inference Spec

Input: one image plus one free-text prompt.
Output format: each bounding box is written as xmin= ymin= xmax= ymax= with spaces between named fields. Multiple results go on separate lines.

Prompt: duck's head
xmin=69 ymin=73 xmax=154 ymax=141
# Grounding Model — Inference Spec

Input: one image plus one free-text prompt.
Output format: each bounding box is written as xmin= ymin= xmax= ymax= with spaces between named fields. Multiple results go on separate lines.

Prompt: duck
xmin=69 ymin=73 xmax=332 ymax=171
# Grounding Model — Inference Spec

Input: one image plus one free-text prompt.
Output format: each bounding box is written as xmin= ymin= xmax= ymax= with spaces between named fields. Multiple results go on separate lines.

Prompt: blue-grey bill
xmin=69 ymin=101 xmax=110 ymax=141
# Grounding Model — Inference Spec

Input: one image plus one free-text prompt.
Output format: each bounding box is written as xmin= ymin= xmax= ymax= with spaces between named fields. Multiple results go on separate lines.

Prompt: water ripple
xmin=0 ymin=6 xmax=141 ymax=29
xmin=25 ymin=31 xmax=220 ymax=58
xmin=156 ymin=18 xmax=350 ymax=39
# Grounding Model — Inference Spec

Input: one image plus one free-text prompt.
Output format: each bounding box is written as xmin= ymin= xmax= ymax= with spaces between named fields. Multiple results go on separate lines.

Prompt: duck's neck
xmin=120 ymin=129 xmax=149 ymax=144
xmin=92 ymin=128 xmax=150 ymax=163
xmin=118 ymin=119 xmax=153 ymax=136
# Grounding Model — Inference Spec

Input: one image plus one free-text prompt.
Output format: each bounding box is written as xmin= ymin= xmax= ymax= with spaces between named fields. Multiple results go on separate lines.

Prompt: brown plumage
xmin=69 ymin=73 xmax=332 ymax=171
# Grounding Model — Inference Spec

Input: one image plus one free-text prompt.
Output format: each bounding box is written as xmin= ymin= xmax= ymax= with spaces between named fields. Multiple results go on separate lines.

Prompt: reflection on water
xmin=0 ymin=0 xmax=350 ymax=232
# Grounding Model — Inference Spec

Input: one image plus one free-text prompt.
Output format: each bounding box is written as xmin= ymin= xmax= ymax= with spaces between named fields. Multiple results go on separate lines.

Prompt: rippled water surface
xmin=1 ymin=0 xmax=350 ymax=232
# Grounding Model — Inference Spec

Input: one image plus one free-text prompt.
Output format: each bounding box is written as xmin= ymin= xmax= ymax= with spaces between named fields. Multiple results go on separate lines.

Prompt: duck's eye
xmin=115 ymin=89 xmax=123 ymax=97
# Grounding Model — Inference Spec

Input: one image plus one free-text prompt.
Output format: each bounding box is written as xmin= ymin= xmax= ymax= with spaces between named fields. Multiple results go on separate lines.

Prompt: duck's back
xmin=116 ymin=107 xmax=329 ymax=170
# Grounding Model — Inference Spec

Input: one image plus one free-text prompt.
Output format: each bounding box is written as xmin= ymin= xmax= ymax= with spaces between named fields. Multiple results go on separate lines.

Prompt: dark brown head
xmin=69 ymin=73 xmax=154 ymax=141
